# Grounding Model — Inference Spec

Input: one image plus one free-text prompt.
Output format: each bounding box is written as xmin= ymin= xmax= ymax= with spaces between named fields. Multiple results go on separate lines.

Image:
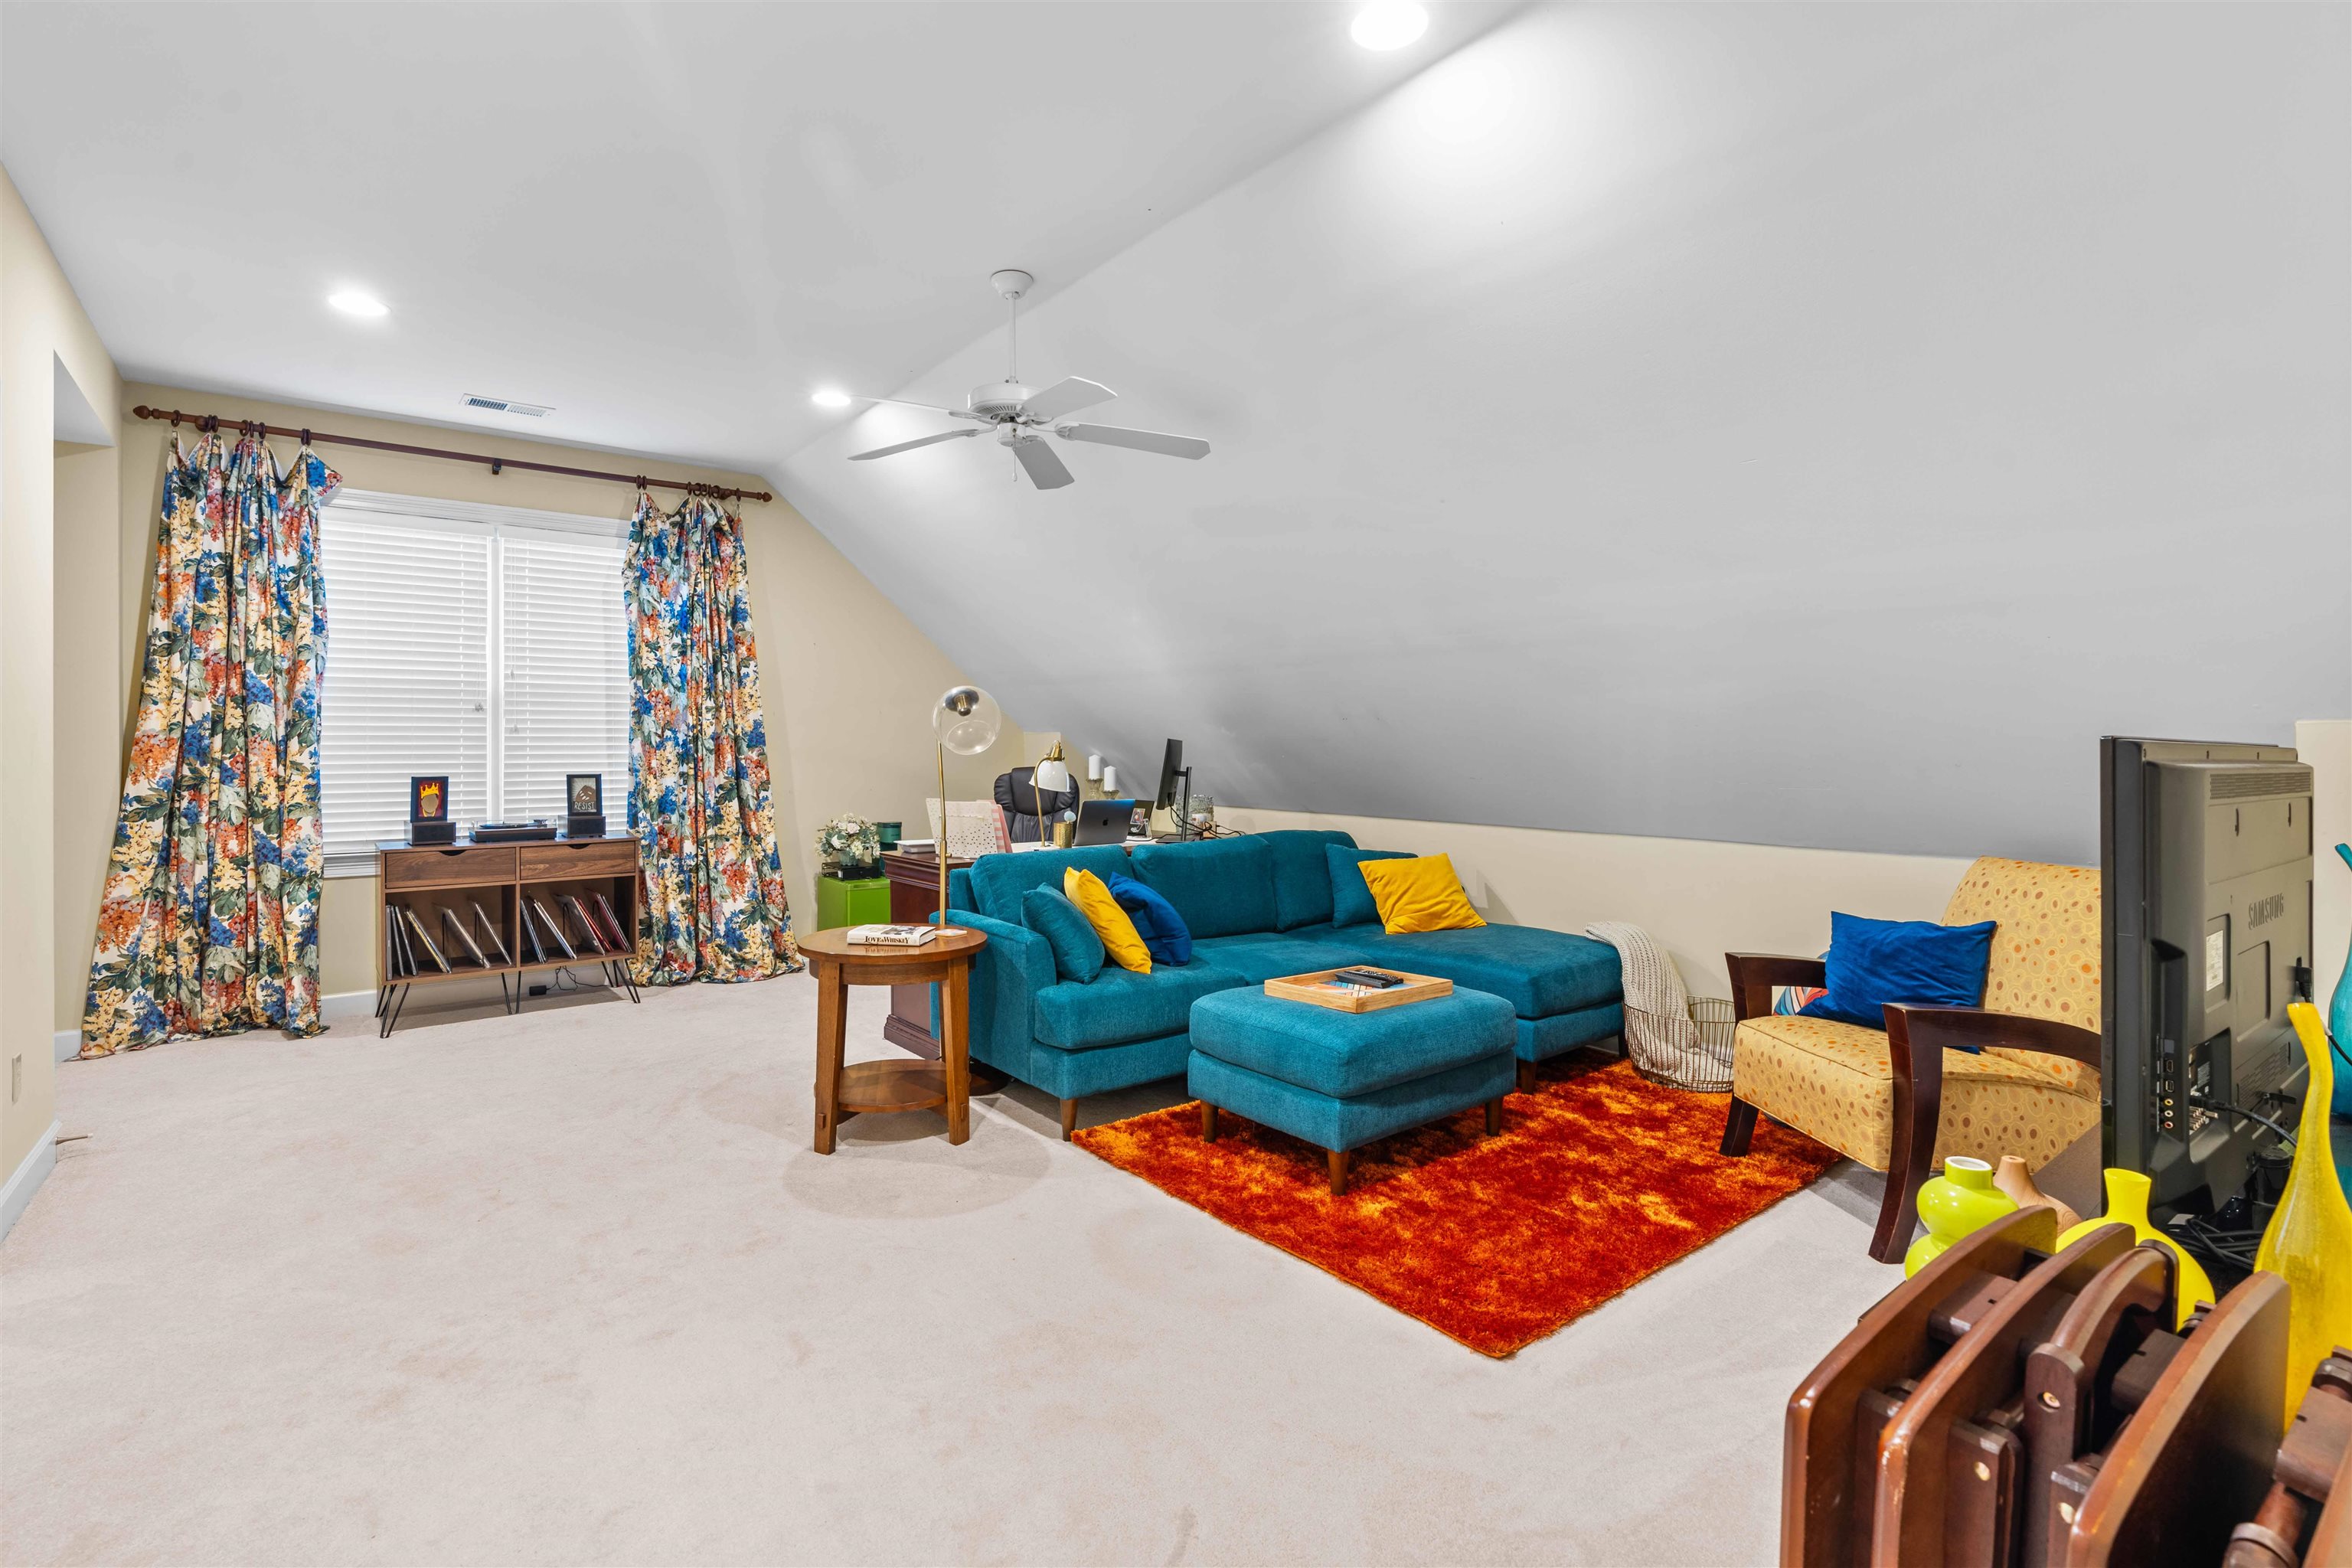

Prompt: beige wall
xmin=87 ymin=384 xmax=1024 ymax=1013
xmin=4 ymin=165 xmax=123 ymax=1193
xmin=1219 ymin=806 xmax=1981 ymax=998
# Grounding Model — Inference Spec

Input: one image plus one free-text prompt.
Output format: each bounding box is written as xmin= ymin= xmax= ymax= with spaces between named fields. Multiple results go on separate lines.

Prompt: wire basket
xmin=1621 ymin=996 xmax=1737 ymax=1091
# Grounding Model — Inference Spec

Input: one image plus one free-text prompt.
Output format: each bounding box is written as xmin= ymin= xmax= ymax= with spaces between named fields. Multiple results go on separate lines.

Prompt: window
xmin=318 ymin=489 xmax=632 ymax=873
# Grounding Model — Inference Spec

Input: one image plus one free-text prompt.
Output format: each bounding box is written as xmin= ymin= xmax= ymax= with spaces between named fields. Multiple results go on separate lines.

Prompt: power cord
xmin=2187 ymin=1093 xmax=2298 ymax=1152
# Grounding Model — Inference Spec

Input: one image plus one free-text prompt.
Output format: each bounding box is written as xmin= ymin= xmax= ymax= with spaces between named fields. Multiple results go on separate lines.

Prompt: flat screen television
xmin=2101 ymin=736 xmax=2314 ymax=1211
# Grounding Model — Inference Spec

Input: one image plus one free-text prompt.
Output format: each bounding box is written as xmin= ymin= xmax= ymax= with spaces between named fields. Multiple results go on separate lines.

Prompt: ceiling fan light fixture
xmin=1351 ymin=2 xmax=1427 ymax=51
xmin=810 ymin=388 xmax=851 ymax=407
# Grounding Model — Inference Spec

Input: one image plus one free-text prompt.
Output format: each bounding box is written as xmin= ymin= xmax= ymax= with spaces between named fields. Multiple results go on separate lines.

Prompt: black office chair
xmin=995 ymin=767 xmax=1076 ymax=844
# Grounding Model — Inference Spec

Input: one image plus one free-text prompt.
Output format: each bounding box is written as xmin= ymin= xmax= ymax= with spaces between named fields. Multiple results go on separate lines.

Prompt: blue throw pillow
xmin=1798 ymin=913 xmax=1997 ymax=1031
xmin=1106 ymin=871 xmax=1192 ymax=965
xmin=1022 ymin=887 xmax=1106 ymax=983
xmin=1327 ymin=845 xmax=1411 ymax=928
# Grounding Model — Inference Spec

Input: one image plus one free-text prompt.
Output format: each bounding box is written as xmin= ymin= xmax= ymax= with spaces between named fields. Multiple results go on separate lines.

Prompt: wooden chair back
xmin=2066 ymin=1272 xmax=2288 ymax=1565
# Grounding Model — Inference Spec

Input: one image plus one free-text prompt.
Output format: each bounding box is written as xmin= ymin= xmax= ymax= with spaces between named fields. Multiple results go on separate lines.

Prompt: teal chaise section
xmin=937 ymin=830 xmax=1625 ymax=1136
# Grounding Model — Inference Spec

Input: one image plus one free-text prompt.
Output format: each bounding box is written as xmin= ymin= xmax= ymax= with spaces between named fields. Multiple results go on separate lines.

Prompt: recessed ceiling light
xmin=1351 ymin=2 xmax=1427 ymax=51
xmin=328 ymin=289 xmax=387 ymax=318
xmin=811 ymin=389 xmax=852 ymax=408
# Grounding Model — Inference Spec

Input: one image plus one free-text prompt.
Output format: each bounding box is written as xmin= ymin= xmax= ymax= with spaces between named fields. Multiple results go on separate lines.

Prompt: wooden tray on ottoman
xmin=1264 ymin=967 xmax=1453 ymax=1013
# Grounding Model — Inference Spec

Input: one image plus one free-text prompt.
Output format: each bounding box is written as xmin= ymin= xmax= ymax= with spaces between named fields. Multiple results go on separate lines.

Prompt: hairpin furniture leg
xmin=379 ymin=983 xmax=410 ymax=1038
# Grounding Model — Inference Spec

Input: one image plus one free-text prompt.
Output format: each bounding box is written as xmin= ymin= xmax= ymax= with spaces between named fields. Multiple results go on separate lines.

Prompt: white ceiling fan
xmin=841 ymin=270 xmax=1210 ymax=490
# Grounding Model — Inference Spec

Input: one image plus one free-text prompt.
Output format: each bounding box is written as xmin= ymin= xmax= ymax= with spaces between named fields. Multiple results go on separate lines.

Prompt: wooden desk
xmin=799 ymin=926 xmax=988 ymax=1153
xmin=878 ymin=849 xmax=972 ymax=1056
xmin=374 ymin=834 xmax=643 ymax=1036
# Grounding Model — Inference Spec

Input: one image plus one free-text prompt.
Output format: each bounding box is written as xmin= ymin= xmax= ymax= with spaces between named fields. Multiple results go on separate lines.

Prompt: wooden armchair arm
xmin=1725 ymin=952 xmax=1828 ymax=1022
xmin=1882 ymin=1004 xmax=2102 ymax=1069
xmin=1868 ymin=1005 xmax=2102 ymax=1265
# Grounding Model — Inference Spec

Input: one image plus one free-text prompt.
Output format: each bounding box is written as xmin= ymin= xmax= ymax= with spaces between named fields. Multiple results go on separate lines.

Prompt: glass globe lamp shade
xmin=933 ymin=685 xmax=1002 ymax=756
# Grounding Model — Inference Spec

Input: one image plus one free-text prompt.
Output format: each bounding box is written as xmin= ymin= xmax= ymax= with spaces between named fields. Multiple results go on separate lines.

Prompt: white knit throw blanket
xmin=1585 ymin=920 xmax=1733 ymax=1092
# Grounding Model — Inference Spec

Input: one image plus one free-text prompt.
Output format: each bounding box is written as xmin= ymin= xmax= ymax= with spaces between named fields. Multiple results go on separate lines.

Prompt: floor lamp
xmin=933 ymin=684 xmax=1003 ymax=926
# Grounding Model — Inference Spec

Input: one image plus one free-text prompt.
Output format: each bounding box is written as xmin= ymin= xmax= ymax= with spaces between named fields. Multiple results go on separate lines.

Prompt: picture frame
xmin=410 ymin=775 xmax=450 ymax=822
xmin=566 ymin=773 xmax=603 ymax=817
xmin=1129 ymin=802 xmax=1152 ymax=839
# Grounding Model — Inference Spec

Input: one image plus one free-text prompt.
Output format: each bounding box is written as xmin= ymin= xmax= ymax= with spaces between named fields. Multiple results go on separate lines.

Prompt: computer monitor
xmin=2101 ymin=736 xmax=2313 ymax=1211
xmin=1154 ymin=739 xmax=1187 ymax=812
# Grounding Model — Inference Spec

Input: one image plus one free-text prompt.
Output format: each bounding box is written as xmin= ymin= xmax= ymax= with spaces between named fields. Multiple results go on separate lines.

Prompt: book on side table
xmin=846 ymin=924 xmax=939 ymax=947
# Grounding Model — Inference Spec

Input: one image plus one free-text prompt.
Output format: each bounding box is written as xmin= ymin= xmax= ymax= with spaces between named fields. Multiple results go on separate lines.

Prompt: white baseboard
xmin=1 ymin=1121 xmax=60 ymax=1243
xmin=322 ymin=989 xmax=379 ymax=1021
xmin=54 ymin=1027 xmax=80 ymax=1063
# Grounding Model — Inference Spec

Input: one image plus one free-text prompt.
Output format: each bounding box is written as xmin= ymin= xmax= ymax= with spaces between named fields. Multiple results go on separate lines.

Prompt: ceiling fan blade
xmin=1010 ymin=436 xmax=1076 ymax=490
xmin=848 ymin=427 xmax=984 ymax=461
xmin=1018 ymin=377 xmax=1116 ymax=423
xmin=1053 ymin=423 xmax=1210 ymax=460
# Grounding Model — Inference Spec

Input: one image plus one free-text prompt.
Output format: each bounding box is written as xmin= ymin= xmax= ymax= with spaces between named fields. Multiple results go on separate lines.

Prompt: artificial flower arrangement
xmin=815 ymin=814 xmax=882 ymax=876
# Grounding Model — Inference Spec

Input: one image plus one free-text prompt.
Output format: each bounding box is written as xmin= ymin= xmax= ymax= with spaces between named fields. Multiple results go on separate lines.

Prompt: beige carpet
xmin=2 ymin=971 xmax=1898 ymax=1566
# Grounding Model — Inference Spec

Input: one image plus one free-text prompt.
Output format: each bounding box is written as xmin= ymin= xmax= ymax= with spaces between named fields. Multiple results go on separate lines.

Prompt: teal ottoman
xmin=1187 ymin=985 xmax=1517 ymax=1194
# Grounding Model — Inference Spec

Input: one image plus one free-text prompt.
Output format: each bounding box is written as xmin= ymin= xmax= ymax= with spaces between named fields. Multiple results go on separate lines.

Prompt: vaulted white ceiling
xmin=0 ymin=0 xmax=1510 ymax=466
xmin=10 ymin=3 xmax=2347 ymax=861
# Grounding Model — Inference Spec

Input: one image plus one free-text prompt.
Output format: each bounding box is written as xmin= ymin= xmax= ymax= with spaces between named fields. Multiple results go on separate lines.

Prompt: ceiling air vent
xmin=462 ymin=394 xmax=553 ymax=417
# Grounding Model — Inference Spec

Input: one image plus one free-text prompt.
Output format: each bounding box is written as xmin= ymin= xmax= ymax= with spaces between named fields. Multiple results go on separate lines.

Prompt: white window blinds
xmin=317 ymin=491 xmax=631 ymax=873
xmin=501 ymin=526 xmax=632 ymax=824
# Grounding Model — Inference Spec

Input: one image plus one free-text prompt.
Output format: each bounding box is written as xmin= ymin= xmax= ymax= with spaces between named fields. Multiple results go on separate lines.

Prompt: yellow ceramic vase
xmin=1904 ymin=1156 xmax=2019 ymax=1277
xmin=2056 ymin=1168 xmax=2216 ymax=1330
xmin=2256 ymin=1002 xmax=2352 ymax=1426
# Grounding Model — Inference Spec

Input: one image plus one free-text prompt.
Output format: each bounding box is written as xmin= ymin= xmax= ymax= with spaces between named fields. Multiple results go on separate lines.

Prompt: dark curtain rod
xmin=129 ymin=405 xmax=773 ymax=504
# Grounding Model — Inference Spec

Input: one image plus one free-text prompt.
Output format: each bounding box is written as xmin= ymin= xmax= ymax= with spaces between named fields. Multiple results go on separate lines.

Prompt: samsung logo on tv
xmin=2248 ymin=893 xmax=2288 ymax=928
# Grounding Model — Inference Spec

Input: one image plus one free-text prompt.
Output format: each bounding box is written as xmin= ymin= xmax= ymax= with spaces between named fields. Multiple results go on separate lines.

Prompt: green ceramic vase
xmin=1904 ymin=1156 xmax=2019 ymax=1277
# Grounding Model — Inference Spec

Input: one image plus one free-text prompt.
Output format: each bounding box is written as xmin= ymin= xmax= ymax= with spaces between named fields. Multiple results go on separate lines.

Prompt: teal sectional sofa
xmin=937 ymin=830 xmax=1625 ymax=1137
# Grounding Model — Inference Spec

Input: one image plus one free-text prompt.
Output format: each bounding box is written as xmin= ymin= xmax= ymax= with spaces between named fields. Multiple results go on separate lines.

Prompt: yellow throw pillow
xmin=1063 ymin=867 xmax=1152 ymax=974
xmin=1358 ymin=854 xmax=1486 ymax=935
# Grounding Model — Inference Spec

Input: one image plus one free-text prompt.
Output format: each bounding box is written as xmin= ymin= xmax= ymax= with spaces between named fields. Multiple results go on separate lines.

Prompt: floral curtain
xmin=626 ymin=492 xmax=799 ymax=982
xmin=83 ymin=429 xmax=337 ymax=1054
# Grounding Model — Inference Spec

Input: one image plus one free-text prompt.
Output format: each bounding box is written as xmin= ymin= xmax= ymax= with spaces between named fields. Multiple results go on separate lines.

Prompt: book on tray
xmin=845 ymin=924 xmax=937 ymax=946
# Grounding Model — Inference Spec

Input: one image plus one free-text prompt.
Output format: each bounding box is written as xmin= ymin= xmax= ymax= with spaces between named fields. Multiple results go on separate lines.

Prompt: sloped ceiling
xmin=776 ymin=2 xmax=2352 ymax=862
xmin=0 ymin=0 xmax=1511 ymax=465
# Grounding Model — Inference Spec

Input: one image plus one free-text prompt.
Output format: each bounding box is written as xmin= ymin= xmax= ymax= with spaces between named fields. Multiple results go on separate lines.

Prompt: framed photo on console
xmin=566 ymin=772 xmax=606 ymax=838
xmin=408 ymin=774 xmax=455 ymax=844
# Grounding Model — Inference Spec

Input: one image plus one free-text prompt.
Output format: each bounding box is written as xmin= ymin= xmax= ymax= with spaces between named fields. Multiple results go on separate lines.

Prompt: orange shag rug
xmin=1072 ymin=1054 xmax=1840 ymax=1357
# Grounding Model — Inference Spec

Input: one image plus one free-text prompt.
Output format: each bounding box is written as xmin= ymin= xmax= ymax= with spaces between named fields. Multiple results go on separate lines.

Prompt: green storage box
xmin=816 ymin=874 xmax=892 ymax=931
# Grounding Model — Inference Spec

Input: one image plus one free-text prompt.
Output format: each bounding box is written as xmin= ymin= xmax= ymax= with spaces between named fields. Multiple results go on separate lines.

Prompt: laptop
xmin=1073 ymin=799 xmax=1138 ymax=846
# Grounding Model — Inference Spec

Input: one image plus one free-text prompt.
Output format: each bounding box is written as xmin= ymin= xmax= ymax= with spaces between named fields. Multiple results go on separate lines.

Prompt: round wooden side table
xmin=797 ymin=926 xmax=990 ymax=1154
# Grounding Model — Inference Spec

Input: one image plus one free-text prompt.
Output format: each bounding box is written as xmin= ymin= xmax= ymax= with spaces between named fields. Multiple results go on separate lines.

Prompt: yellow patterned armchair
xmin=1719 ymin=858 xmax=2103 ymax=1263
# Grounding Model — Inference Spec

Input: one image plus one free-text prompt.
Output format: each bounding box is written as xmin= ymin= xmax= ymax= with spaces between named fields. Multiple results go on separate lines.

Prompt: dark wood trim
xmin=1876 ymin=1004 xmax=1945 ymax=1263
xmin=1726 ymin=952 xmax=1828 ymax=1022
xmin=1872 ymin=1004 xmax=2101 ymax=1265
xmin=1884 ymin=1004 xmax=2102 ymax=1067
xmin=1721 ymin=1096 xmax=1760 ymax=1156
